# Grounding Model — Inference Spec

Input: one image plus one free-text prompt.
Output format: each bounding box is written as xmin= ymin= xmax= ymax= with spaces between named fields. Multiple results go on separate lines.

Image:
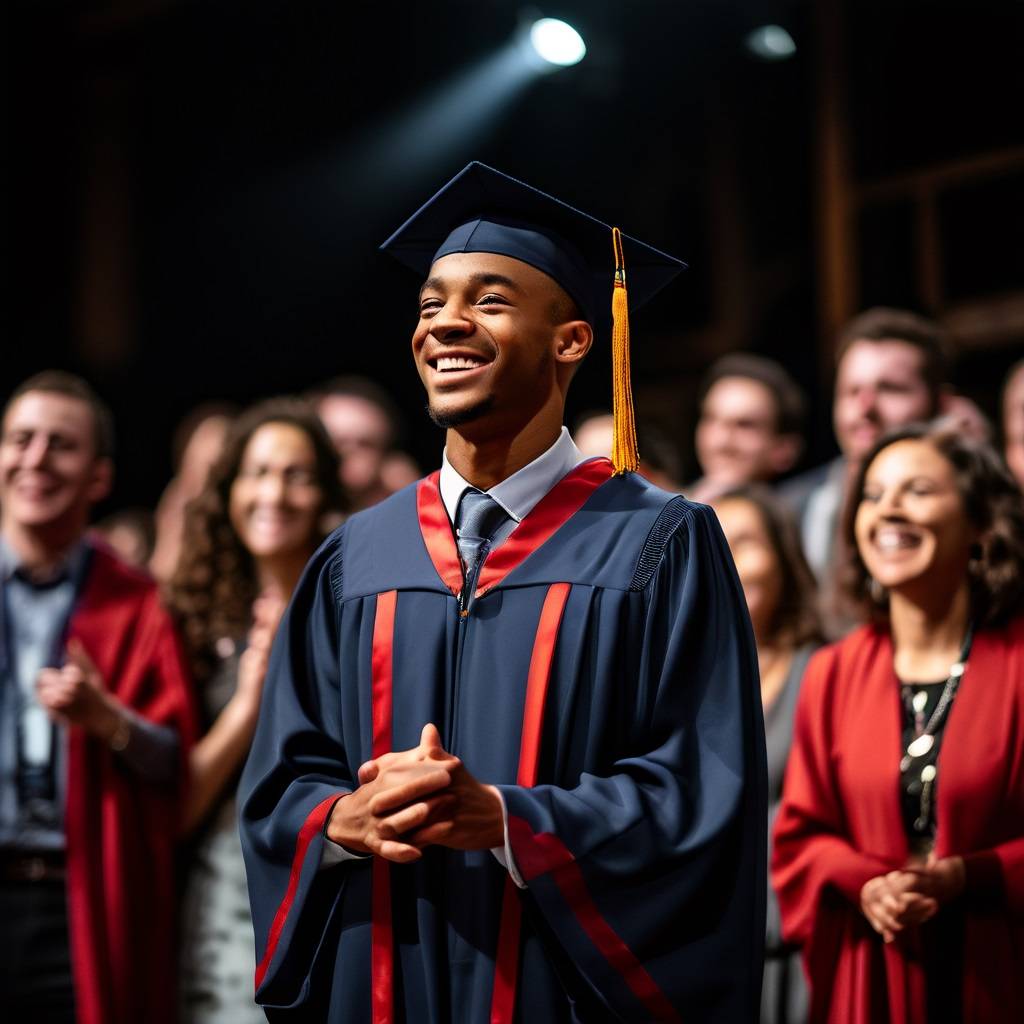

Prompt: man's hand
xmin=35 ymin=638 xmax=123 ymax=742
xmin=404 ymin=724 xmax=505 ymax=852
xmin=326 ymin=724 xmax=459 ymax=864
xmin=35 ymin=634 xmax=122 ymax=741
xmin=859 ymin=871 xmax=939 ymax=942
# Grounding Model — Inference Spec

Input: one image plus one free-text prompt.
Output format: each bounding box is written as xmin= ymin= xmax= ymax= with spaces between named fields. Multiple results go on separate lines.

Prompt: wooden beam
xmin=813 ymin=0 xmax=855 ymax=372
xmin=856 ymin=146 xmax=1024 ymax=205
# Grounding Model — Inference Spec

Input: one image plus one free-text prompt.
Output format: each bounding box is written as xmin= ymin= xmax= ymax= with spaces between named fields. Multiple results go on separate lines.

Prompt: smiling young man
xmin=240 ymin=163 xmax=766 ymax=1022
xmin=0 ymin=371 xmax=197 ymax=1024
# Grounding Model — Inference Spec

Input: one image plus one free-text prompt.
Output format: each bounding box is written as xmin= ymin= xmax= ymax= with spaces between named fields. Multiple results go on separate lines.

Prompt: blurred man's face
xmin=318 ymin=395 xmax=392 ymax=497
xmin=833 ymin=339 xmax=934 ymax=462
xmin=0 ymin=391 xmax=111 ymax=534
xmin=695 ymin=377 xmax=796 ymax=487
xmin=1003 ymin=364 xmax=1024 ymax=490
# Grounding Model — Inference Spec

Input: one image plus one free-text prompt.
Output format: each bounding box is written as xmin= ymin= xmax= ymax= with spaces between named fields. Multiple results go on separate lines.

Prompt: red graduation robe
xmin=62 ymin=541 xmax=199 ymax=1024
xmin=772 ymin=619 xmax=1024 ymax=1024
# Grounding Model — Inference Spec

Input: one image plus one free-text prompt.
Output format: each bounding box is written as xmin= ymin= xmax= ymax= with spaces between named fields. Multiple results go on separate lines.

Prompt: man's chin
xmin=7 ymin=499 xmax=74 ymax=530
xmin=427 ymin=396 xmax=495 ymax=430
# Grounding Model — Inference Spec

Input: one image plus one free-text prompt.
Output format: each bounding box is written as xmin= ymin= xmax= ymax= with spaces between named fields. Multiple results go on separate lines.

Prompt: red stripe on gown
xmin=371 ymin=590 xmax=398 ymax=1024
xmin=506 ymin=817 xmax=683 ymax=1024
xmin=490 ymin=582 xmax=571 ymax=1024
xmin=253 ymin=795 xmax=341 ymax=990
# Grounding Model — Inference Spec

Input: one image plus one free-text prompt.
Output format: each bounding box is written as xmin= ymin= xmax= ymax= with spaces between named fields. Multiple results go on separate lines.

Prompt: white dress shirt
xmin=323 ymin=428 xmax=588 ymax=881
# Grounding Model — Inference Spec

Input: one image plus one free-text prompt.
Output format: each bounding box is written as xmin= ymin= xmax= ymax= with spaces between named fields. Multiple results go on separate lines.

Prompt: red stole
xmin=62 ymin=543 xmax=198 ymax=1024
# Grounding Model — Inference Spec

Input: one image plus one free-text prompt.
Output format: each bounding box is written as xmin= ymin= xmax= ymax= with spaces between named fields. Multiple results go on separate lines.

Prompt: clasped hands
xmin=326 ymin=724 xmax=505 ymax=864
xmin=859 ymin=855 xmax=966 ymax=943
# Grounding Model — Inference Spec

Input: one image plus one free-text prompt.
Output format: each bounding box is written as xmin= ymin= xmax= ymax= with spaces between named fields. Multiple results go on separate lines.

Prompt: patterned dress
xmin=180 ymin=649 xmax=265 ymax=1024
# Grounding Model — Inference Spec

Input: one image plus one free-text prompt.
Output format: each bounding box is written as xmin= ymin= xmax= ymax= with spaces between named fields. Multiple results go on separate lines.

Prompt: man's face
xmin=695 ymin=376 xmax=794 ymax=486
xmin=0 ymin=391 xmax=111 ymax=533
xmin=833 ymin=339 xmax=934 ymax=462
xmin=412 ymin=252 xmax=583 ymax=435
xmin=318 ymin=395 xmax=392 ymax=496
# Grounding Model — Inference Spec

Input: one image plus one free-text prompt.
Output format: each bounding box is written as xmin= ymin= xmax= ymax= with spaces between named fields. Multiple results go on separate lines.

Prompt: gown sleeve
xmin=770 ymin=646 xmax=890 ymax=946
xmin=498 ymin=502 xmax=768 ymax=1022
xmin=963 ymin=839 xmax=1024 ymax=911
xmin=238 ymin=533 xmax=353 ymax=1009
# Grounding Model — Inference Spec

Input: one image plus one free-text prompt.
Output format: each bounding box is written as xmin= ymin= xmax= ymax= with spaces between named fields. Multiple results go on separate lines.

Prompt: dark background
xmin=9 ymin=0 xmax=1024 ymax=512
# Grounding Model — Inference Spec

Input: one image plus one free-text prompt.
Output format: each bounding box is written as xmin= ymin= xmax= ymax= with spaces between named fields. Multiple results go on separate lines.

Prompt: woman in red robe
xmin=772 ymin=421 xmax=1024 ymax=1023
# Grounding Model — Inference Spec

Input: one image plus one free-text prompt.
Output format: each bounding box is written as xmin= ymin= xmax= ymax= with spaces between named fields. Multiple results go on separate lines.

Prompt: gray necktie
xmin=455 ymin=489 xmax=510 ymax=578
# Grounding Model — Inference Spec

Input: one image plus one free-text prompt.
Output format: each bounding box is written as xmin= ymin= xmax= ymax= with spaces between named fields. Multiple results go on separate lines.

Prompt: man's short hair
xmin=306 ymin=375 xmax=404 ymax=449
xmin=836 ymin=307 xmax=949 ymax=404
xmin=3 ymin=370 xmax=115 ymax=459
xmin=698 ymin=353 xmax=806 ymax=435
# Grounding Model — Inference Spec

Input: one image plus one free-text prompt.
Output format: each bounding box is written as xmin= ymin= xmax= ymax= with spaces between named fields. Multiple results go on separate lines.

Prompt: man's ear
xmin=554 ymin=320 xmax=593 ymax=368
xmin=769 ymin=433 xmax=803 ymax=476
xmin=87 ymin=457 xmax=114 ymax=505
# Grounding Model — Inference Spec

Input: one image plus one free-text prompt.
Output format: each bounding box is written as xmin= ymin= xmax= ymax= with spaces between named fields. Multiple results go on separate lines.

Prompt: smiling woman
xmin=164 ymin=399 xmax=344 ymax=1024
xmin=772 ymin=422 xmax=1024 ymax=1023
xmin=842 ymin=423 xmax=1024 ymax=629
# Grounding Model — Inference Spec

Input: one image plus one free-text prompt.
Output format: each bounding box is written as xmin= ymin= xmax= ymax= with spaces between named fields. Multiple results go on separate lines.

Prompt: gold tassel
xmin=610 ymin=227 xmax=639 ymax=474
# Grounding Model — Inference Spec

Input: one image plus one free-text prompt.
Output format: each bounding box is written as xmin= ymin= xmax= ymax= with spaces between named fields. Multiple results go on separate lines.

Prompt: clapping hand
xmin=36 ymin=638 xmax=122 ymax=742
xmin=234 ymin=590 xmax=287 ymax=712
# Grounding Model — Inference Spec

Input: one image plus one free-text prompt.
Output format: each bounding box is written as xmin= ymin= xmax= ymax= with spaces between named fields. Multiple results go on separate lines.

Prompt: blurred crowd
xmin=2 ymin=303 xmax=1024 ymax=1022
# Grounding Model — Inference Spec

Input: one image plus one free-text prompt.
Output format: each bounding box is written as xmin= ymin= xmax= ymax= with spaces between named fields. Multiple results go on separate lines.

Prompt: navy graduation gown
xmin=239 ymin=458 xmax=766 ymax=1022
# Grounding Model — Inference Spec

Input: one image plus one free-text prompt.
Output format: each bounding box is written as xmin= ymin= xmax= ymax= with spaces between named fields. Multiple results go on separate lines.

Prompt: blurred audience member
xmin=380 ymin=449 xmax=423 ymax=493
xmin=573 ymin=410 xmax=683 ymax=490
xmin=689 ymin=354 xmax=805 ymax=503
xmin=1002 ymin=358 xmax=1024 ymax=489
xmin=0 ymin=371 xmax=197 ymax=1024
xmin=150 ymin=403 xmax=236 ymax=581
xmin=167 ymin=399 xmax=343 ymax=1023
xmin=782 ymin=308 xmax=948 ymax=580
xmin=773 ymin=422 xmax=1024 ymax=1022
xmin=94 ymin=507 xmax=155 ymax=568
xmin=713 ymin=486 xmax=821 ymax=1024
xmin=574 ymin=409 xmax=615 ymax=460
xmin=941 ymin=393 xmax=993 ymax=446
xmin=310 ymin=375 xmax=408 ymax=510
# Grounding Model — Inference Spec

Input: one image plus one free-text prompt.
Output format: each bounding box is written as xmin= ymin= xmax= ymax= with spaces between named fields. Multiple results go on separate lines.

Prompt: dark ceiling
xmin=8 ymin=0 xmax=1023 ymax=506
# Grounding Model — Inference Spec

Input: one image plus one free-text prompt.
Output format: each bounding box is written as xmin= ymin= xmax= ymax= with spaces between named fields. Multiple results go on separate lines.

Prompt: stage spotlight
xmin=529 ymin=18 xmax=587 ymax=68
xmin=745 ymin=25 xmax=796 ymax=61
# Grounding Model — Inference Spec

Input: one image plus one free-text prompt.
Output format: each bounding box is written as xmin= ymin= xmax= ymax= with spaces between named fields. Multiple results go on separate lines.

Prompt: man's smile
xmin=424 ymin=346 xmax=495 ymax=387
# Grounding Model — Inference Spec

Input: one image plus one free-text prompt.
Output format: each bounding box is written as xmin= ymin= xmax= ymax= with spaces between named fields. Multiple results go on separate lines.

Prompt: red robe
xmin=62 ymin=541 xmax=198 ymax=1024
xmin=772 ymin=619 xmax=1024 ymax=1023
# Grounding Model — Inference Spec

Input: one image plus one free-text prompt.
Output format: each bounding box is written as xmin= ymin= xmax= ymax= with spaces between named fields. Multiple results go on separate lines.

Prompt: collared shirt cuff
xmin=490 ymin=789 xmax=526 ymax=889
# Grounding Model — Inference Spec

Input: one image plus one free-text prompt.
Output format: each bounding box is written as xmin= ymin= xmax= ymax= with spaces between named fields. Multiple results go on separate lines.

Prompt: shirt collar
xmin=0 ymin=535 xmax=89 ymax=586
xmin=439 ymin=426 xmax=586 ymax=525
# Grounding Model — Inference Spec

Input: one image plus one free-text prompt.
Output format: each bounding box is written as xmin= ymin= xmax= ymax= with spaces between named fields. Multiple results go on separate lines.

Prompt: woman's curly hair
xmin=840 ymin=421 xmax=1024 ymax=628
xmin=165 ymin=398 xmax=344 ymax=682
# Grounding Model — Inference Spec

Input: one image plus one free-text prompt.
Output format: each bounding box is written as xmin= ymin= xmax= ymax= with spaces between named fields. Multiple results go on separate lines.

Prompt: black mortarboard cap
xmin=380 ymin=161 xmax=686 ymax=473
xmin=380 ymin=162 xmax=684 ymax=328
